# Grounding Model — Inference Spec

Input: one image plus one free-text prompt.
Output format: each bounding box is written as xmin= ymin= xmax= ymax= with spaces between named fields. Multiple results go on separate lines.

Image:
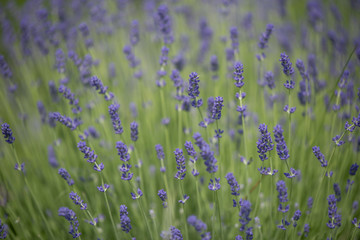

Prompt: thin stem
xmin=215 ymin=191 xmax=223 ymax=239
xmin=179 ymin=182 xmax=189 ymax=240
xmin=101 ymin=174 xmax=119 ymax=240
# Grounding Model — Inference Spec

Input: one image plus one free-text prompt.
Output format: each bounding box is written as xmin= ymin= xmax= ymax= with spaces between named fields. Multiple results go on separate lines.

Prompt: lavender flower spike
xmin=258 ymin=24 xmax=274 ymax=49
xmin=273 ymin=124 xmax=289 ymax=160
xmin=158 ymin=189 xmax=168 ymax=208
xmin=108 ymin=103 xmax=123 ymax=134
xmin=276 ymin=180 xmax=289 ymax=213
xmin=174 ymin=148 xmax=186 ymax=180
xmin=119 ymin=205 xmax=132 ymax=233
xmin=211 ymin=96 xmax=224 ymax=120
xmin=1 ymin=123 xmax=15 ymax=144
xmin=225 ymin=173 xmax=240 ymax=196
xmin=58 ymin=168 xmax=74 ymax=186
xmin=69 ymin=191 xmax=87 ymax=210
xmin=130 ymin=122 xmax=139 ymax=142
xmin=58 ymin=207 xmax=81 ymax=238
xmin=326 ymin=194 xmax=341 ymax=229
xmin=279 ymin=53 xmax=295 ymax=89
xmin=257 ymin=124 xmax=274 ymax=161
xmin=187 ymin=72 xmax=203 ymax=108
xmin=312 ymin=146 xmax=328 ymax=167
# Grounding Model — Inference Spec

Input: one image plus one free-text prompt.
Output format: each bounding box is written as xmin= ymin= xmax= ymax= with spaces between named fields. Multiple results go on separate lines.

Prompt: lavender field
xmin=0 ymin=0 xmax=360 ymax=239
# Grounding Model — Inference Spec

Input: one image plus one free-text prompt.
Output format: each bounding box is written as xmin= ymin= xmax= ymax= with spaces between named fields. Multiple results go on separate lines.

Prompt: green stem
xmin=101 ymin=174 xmax=119 ymax=240
xmin=179 ymin=182 xmax=189 ymax=240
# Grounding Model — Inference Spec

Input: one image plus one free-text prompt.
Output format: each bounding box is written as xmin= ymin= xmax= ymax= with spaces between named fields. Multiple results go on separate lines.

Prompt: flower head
xmin=257 ymin=124 xmax=274 ymax=161
xmin=1 ymin=123 xmax=15 ymax=144
xmin=69 ymin=191 xmax=87 ymax=210
xmin=119 ymin=205 xmax=132 ymax=233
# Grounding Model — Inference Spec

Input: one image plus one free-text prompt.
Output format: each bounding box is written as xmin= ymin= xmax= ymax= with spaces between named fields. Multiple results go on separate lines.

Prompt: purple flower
xmin=312 ymin=146 xmax=328 ymax=167
xmin=130 ymin=20 xmax=139 ymax=46
xmin=78 ymin=141 xmax=97 ymax=163
xmin=258 ymin=167 xmax=278 ymax=176
xmin=170 ymin=226 xmax=183 ymax=240
xmin=211 ymin=96 xmax=224 ymax=120
xmin=210 ymin=55 xmax=219 ymax=72
xmin=116 ymin=141 xmax=133 ymax=180
xmin=284 ymin=168 xmax=299 ymax=179
xmin=187 ymin=215 xmax=209 ymax=237
xmin=257 ymin=124 xmax=274 ymax=161
xmin=90 ymin=76 xmax=114 ymax=101
xmin=158 ymin=189 xmax=168 ymax=208
xmin=0 ymin=218 xmax=8 ymax=239
xmin=159 ymin=46 xmax=169 ymax=66
xmin=225 ymin=173 xmax=240 ymax=196
xmin=179 ymin=194 xmax=190 ymax=204
xmin=49 ymin=112 xmax=80 ymax=131
xmin=155 ymin=4 xmax=174 ymax=44
xmin=208 ymin=177 xmax=221 ymax=191
xmin=119 ymin=205 xmax=132 ymax=233
xmin=333 ymin=183 xmax=341 ymax=202
xmin=352 ymin=218 xmax=360 ymax=229
xmin=0 ymin=55 xmax=12 ymax=78
xmin=326 ymin=194 xmax=341 ymax=229
xmin=332 ymin=135 xmax=345 ymax=146
xmin=264 ymin=71 xmax=275 ymax=89
xmin=1 ymin=123 xmax=15 ymax=144
xmin=48 ymin=145 xmax=59 ymax=168
xmin=108 ymin=103 xmax=123 ymax=134
xmin=155 ymin=144 xmax=165 ymax=160
xmin=55 ymin=48 xmax=66 ymax=73
xmin=187 ymin=72 xmax=203 ymax=108
xmin=131 ymin=188 xmax=143 ymax=200
xmin=69 ymin=191 xmax=87 ymax=210
xmin=130 ymin=122 xmax=139 ymax=142
xmin=238 ymin=199 xmax=252 ymax=231
xmin=58 ymin=207 xmax=81 ymax=238
xmin=174 ymin=148 xmax=186 ymax=180
xmin=97 ymin=183 xmax=110 ymax=192
xmin=273 ymin=124 xmax=289 ymax=160
xmin=276 ymin=180 xmax=289 ymax=213
xmin=58 ymin=85 xmax=82 ymax=114
xmin=123 ymin=45 xmax=140 ymax=68
xmin=233 ymin=62 xmax=244 ymax=88
xmin=58 ymin=168 xmax=74 ymax=186
xmin=93 ymin=162 xmax=104 ymax=172
xmin=258 ymin=23 xmax=274 ymax=49
xmin=283 ymin=105 xmax=296 ymax=114
xmin=230 ymin=26 xmax=239 ymax=50
xmin=349 ymin=163 xmax=359 ymax=176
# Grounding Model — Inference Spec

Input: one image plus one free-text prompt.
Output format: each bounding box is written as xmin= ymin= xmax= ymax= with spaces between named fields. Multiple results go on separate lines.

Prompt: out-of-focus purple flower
xmin=208 ymin=177 xmax=221 ymax=191
xmin=14 ymin=162 xmax=25 ymax=173
xmin=312 ymin=146 xmax=327 ymax=167
xmin=258 ymin=24 xmax=274 ymax=50
xmin=187 ymin=215 xmax=210 ymax=238
xmin=276 ymin=180 xmax=289 ymax=213
xmin=120 ymin=205 xmax=132 ymax=233
xmin=58 ymin=207 xmax=81 ymax=238
xmin=333 ymin=183 xmax=341 ymax=202
xmin=58 ymin=168 xmax=74 ymax=186
xmin=0 ymin=55 xmax=12 ymax=79
xmin=158 ymin=189 xmax=168 ymax=208
xmin=69 ymin=191 xmax=87 ymax=210
xmin=155 ymin=4 xmax=174 ymax=44
xmin=49 ymin=81 xmax=59 ymax=102
xmin=264 ymin=71 xmax=275 ymax=89
xmin=352 ymin=218 xmax=360 ymax=229
xmin=273 ymin=124 xmax=289 ymax=160
xmin=123 ymin=45 xmax=140 ymax=68
xmin=225 ymin=173 xmax=240 ymax=196
xmin=130 ymin=20 xmax=139 ymax=46
xmin=257 ymin=124 xmax=274 ymax=161
xmin=210 ymin=55 xmax=219 ymax=72
xmin=55 ymin=48 xmax=66 ymax=73
xmin=58 ymin=85 xmax=82 ymax=114
xmin=170 ymin=226 xmax=183 ymax=239
xmin=292 ymin=210 xmax=302 ymax=227
xmin=48 ymin=145 xmax=59 ymax=168
xmin=130 ymin=122 xmax=139 ymax=142
xmin=349 ymin=163 xmax=359 ymax=176
xmin=1 ymin=123 xmax=15 ymax=144
xmin=0 ymin=218 xmax=8 ymax=239
xmin=230 ymin=26 xmax=239 ymax=50
xmin=279 ymin=52 xmax=294 ymax=77
xmin=238 ymin=199 xmax=252 ymax=232
xmin=108 ymin=103 xmax=123 ymax=134
xmin=326 ymin=194 xmax=341 ymax=229
xmin=159 ymin=46 xmax=169 ymax=66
